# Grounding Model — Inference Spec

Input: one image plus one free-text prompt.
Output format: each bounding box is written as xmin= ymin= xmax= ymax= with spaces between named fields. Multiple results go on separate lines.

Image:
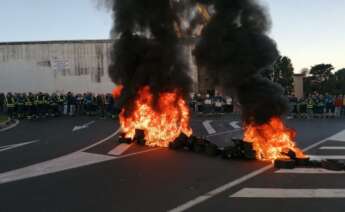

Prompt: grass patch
xmin=0 ymin=115 xmax=8 ymax=123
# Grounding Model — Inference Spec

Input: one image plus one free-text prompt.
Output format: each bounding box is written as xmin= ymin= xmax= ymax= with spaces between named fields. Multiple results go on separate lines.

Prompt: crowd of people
xmin=0 ymin=92 xmax=121 ymax=119
xmin=189 ymin=93 xmax=234 ymax=113
xmin=289 ymin=93 xmax=345 ymax=118
xmin=0 ymin=92 xmax=235 ymax=120
xmin=6 ymin=91 xmax=343 ymax=121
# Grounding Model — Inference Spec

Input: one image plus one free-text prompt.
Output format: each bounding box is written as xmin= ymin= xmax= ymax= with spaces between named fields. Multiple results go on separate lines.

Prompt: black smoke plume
xmin=193 ymin=0 xmax=287 ymax=124
xmin=107 ymin=0 xmax=193 ymax=115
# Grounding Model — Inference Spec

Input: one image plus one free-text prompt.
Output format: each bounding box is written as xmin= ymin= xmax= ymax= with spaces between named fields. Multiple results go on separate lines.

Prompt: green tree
xmin=272 ymin=56 xmax=294 ymax=95
xmin=333 ymin=68 xmax=345 ymax=94
xmin=309 ymin=64 xmax=334 ymax=82
xmin=304 ymin=64 xmax=339 ymax=95
xmin=260 ymin=68 xmax=273 ymax=80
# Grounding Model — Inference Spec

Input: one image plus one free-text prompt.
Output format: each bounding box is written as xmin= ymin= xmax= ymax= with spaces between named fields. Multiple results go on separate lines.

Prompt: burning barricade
xmin=118 ymin=112 xmax=345 ymax=172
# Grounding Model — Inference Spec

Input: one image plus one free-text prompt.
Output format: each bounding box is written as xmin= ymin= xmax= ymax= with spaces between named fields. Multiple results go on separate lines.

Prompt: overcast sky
xmin=0 ymin=0 xmax=344 ymax=72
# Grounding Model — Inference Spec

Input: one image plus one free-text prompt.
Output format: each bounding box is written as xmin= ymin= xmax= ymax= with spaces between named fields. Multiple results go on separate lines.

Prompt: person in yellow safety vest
xmin=15 ymin=93 xmax=25 ymax=119
xmin=43 ymin=93 xmax=50 ymax=116
xmin=306 ymin=97 xmax=314 ymax=119
xmin=36 ymin=92 xmax=44 ymax=117
xmin=25 ymin=93 xmax=34 ymax=119
xmin=49 ymin=93 xmax=59 ymax=116
xmin=58 ymin=94 xmax=65 ymax=114
xmin=5 ymin=93 xmax=16 ymax=118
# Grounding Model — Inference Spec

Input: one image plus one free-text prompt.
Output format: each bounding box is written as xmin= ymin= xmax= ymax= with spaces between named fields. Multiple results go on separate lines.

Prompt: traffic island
xmin=0 ymin=116 xmax=19 ymax=132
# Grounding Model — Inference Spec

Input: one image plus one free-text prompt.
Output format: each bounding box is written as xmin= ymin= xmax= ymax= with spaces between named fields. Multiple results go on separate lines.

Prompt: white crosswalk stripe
xmin=202 ymin=120 xmax=216 ymax=134
xmin=319 ymin=146 xmax=345 ymax=150
xmin=308 ymin=155 xmax=345 ymax=160
xmin=275 ymin=168 xmax=345 ymax=174
xmin=108 ymin=143 xmax=133 ymax=156
xmin=230 ymin=188 xmax=345 ymax=198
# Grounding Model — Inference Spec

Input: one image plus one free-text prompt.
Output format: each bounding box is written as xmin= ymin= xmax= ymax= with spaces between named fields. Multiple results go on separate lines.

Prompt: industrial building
xmin=0 ymin=39 xmax=198 ymax=94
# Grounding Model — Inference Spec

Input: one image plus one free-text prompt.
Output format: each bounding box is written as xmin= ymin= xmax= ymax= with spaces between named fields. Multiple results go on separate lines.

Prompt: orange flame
xmin=196 ymin=3 xmax=211 ymax=22
xmin=112 ymin=85 xmax=124 ymax=98
xmin=244 ymin=117 xmax=305 ymax=161
xmin=119 ymin=86 xmax=192 ymax=147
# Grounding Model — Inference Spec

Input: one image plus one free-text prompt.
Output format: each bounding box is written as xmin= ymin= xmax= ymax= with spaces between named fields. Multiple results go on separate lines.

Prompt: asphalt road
xmin=1 ymin=114 xmax=345 ymax=212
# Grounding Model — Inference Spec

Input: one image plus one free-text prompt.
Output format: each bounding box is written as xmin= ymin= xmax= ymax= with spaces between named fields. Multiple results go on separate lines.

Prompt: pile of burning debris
xmin=119 ymin=130 xmax=256 ymax=159
xmin=119 ymin=129 xmax=345 ymax=172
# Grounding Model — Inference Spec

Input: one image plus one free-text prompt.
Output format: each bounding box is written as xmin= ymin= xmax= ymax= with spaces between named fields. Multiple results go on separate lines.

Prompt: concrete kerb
xmin=0 ymin=118 xmax=19 ymax=132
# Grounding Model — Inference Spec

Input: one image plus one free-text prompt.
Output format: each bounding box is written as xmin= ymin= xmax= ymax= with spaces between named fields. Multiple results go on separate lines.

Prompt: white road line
xmin=72 ymin=120 xmax=96 ymax=132
xmin=0 ymin=140 xmax=39 ymax=153
xmin=168 ymin=128 xmax=345 ymax=212
xmin=230 ymin=188 xmax=345 ymax=198
xmin=168 ymin=166 xmax=272 ymax=212
xmin=0 ymin=119 xmax=19 ymax=132
xmin=319 ymin=146 xmax=345 ymax=150
xmin=108 ymin=143 xmax=134 ymax=156
xmin=202 ymin=120 xmax=216 ymax=134
xmin=0 ymin=128 xmax=162 ymax=185
xmin=309 ymin=155 xmax=345 ymax=160
xmin=79 ymin=128 xmax=121 ymax=152
xmin=275 ymin=168 xmax=345 ymax=174
xmin=0 ymin=152 xmax=115 ymax=184
xmin=329 ymin=130 xmax=345 ymax=141
xmin=229 ymin=121 xmax=241 ymax=129
xmin=205 ymin=129 xmax=241 ymax=138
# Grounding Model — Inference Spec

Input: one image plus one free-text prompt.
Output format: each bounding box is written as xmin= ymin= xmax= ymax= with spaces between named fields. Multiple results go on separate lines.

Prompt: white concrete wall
xmin=0 ymin=40 xmax=199 ymax=94
xmin=0 ymin=40 xmax=115 ymax=94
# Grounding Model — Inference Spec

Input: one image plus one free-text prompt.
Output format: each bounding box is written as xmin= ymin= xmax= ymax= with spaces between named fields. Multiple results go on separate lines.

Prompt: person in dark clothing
xmin=75 ymin=94 xmax=84 ymax=115
xmin=83 ymin=93 xmax=92 ymax=115
xmin=25 ymin=93 xmax=35 ymax=119
xmin=16 ymin=93 xmax=25 ymax=119
xmin=91 ymin=94 xmax=98 ymax=115
xmin=5 ymin=93 xmax=16 ymax=118
xmin=49 ymin=93 xmax=59 ymax=116
xmin=97 ymin=94 xmax=106 ymax=117
xmin=105 ymin=94 xmax=114 ymax=116
xmin=65 ymin=92 xmax=76 ymax=116
xmin=36 ymin=92 xmax=45 ymax=117
xmin=0 ymin=93 xmax=5 ymax=114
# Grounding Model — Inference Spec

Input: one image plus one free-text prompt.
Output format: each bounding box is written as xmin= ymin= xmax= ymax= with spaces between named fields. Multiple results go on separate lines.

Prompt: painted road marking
xmin=329 ymin=130 xmax=345 ymax=141
xmin=0 ymin=140 xmax=39 ymax=153
xmin=230 ymin=188 xmax=345 ymax=198
xmin=168 ymin=128 xmax=345 ymax=212
xmin=79 ymin=128 xmax=121 ymax=152
xmin=229 ymin=121 xmax=241 ymax=129
xmin=275 ymin=168 xmax=345 ymax=174
xmin=319 ymin=146 xmax=345 ymax=150
xmin=205 ymin=129 xmax=241 ymax=138
xmin=309 ymin=155 xmax=345 ymax=160
xmin=202 ymin=120 xmax=216 ymax=134
xmin=0 ymin=119 xmax=19 ymax=132
xmin=72 ymin=121 xmax=95 ymax=132
xmin=108 ymin=143 xmax=133 ymax=156
xmin=0 ymin=128 xmax=162 ymax=185
xmin=0 ymin=152 xmax=115 ymax=184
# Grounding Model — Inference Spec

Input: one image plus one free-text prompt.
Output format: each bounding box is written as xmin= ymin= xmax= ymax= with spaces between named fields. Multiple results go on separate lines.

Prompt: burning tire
xmin=321 ymin=160 xmax=345 ymax=171
xmin=168 ymin=141 xmax=183 ymax=150
xmin=305 ymin=160 xmax=322 ymax=168
xmin=274 ymin=159 xmax=296 ymax=169
xmin=205 ymin=143 xmax=219 ymax=156
xmin=134 ymin=129 xmax=146 ymax=145
xmin=295 ymin=157 xmax=310 ymax=166
xmin=118 ymin=133 xmax=133 ymax=144
xmin=192 ymin=139 xmax=206 ymax=153
xmin=220 ymin=146 xmax=235 ymax=160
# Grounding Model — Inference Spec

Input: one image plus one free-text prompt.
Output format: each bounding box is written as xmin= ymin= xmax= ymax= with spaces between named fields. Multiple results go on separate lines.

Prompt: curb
xmin=0 ymin=118 xmax=19 ymax=132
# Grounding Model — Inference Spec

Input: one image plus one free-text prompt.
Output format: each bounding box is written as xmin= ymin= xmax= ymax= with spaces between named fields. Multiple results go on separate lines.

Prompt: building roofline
xmin=0 ymin=39 xmax=113 ymax=45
